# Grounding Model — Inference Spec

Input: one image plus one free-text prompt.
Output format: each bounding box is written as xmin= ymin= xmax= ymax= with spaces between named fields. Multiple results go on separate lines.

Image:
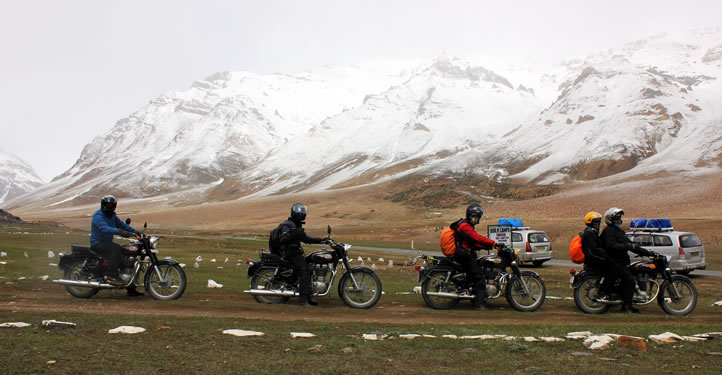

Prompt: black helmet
xmin=290 ymin=203 xmax=307 ymax=223
xmin=465 ymin=203 xmax=483 ymax=225
xmin=100 ymin=195 xmax=117 ymax=214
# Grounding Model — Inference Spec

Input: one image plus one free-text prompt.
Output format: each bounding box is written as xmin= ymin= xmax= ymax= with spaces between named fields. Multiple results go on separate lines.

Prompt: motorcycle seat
xmin=71 ymin=244 xmax=101 ymax=258
xmin=261 ymin=252 xmax=289 ymax=265
xmin=436 ymin=257 xmax=464 ymax=270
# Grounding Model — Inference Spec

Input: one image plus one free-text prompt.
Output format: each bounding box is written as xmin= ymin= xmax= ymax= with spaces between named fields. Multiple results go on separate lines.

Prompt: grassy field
xmin=1 ymin=223 xmax=722 ymax=374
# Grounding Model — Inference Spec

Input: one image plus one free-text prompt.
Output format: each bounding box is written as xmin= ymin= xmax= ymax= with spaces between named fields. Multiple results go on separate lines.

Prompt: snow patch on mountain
xmin=0 ymin=150 xmax=44 ymax=205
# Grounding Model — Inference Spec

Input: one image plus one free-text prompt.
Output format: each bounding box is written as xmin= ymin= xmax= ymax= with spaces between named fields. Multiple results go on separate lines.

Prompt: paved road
xmin=352 ymin=245 xmax=722 ymax=277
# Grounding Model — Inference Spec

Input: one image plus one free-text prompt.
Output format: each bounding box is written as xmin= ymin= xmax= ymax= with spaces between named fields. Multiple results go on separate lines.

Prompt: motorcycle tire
xmin=63 ymin=259 xmax=100 ymax=298
xmin=657 ymin=275 xmax=697 ymax=315
xmin=249 ymin=267 xmax=290 ymax=304
xmin=505 ymin=271 xmax=546 ymax=312
xmin=144 ymin=262 xmax=187 ymax=300
xmin=338 ymin=268 xmax=382 ymax=309
xmin=573 ymin=274 xmax=611 ymax=314
xmin=421 ymin=270 xmax=460 ymax=310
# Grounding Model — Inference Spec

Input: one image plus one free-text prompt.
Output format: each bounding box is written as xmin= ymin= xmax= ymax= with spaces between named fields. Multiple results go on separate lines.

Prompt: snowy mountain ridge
xmin=7 ymin=28 xmax=722 ymax=208
xmin=0 ymin=150 xmax=44 ymax=205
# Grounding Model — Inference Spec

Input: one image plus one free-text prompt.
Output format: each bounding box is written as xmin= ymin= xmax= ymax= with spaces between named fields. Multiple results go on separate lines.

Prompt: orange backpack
xmin=569 ymin=233 xmax=584 ymax=264
xmin=440 ymin=219 xmax=463 ymax=257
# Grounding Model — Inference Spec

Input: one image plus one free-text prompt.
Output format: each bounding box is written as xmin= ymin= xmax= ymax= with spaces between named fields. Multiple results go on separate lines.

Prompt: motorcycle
xmin=413 ymin=245 xmax=546 ymax=312
xmin=570 ymin=251 xmax=697 ymax=315
xmin=54 ymin=221 xmax=187 ymax=300
xmin=244 ymin=226 xmax=382 ymax=309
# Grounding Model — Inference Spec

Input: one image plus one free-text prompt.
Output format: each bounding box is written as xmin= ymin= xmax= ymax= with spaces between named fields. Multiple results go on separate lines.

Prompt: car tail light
xmin=678 ymin=246 xmax=685 ymax=256
xmin=549 ymin=243 xmax=553 ymax=252
xmin=526 ymin=242 xmax=532 ymax=252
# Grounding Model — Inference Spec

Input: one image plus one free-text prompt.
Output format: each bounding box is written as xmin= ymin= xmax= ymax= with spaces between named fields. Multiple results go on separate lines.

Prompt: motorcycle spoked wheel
xmin=338 ymin=268 xmax=382 ymax=309
xmin=573 ymin=275 xmax=611 ymax=314
xmin=144 ymin=263 xmax=187 ymax=300
xmin=421 ymin=270 xmax=460 ymax=310
xmin=505 ymin=271 xmax=546 ymax=312
xmin=249 ymin=267 xmax=290 ymax=304
xmin=657 ymin=275 xmax=697 ymax=315
xmin=63 ymin=259 xmax=100 ymax=298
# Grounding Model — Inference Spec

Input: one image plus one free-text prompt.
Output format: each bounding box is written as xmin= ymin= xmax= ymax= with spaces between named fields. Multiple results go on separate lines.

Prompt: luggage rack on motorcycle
xmin=629 ymin=218 xmax=675 ymax=233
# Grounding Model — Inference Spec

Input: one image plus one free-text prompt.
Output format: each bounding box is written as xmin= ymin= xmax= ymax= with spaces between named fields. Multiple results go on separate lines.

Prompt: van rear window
xmin=528 ymin=233 xmax=549 ymax=243
xmin=680 ymin=234 xmax=702 ymax=248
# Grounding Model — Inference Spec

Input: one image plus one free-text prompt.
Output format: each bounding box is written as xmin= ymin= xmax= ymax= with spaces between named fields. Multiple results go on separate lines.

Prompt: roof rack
xmin=629 ymin=218 xmax=674 ymax=232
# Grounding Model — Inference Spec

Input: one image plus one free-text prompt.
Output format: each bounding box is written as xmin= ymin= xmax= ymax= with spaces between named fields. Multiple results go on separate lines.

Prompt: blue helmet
xmin=290 ymin=203 xmax=307 ymax=223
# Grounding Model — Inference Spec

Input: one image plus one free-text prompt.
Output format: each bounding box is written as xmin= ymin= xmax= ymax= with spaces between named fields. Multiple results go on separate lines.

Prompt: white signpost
xmin=487 ymin=225 xmax=512 ymax=247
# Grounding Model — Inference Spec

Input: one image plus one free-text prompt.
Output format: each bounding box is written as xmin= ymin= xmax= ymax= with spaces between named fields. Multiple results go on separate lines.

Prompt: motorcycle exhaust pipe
xmin=53 ymin=279 xmax=116 ymax=289
xmin=244 ymin=289 xmax=298 ymax=297
xmin=424 ymin=291 xmax=474 ymax=300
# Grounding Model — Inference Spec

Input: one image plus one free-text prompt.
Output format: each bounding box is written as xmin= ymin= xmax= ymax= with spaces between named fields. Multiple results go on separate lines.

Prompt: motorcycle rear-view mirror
xmin=125 ymin=218 xmax=131 ymax=225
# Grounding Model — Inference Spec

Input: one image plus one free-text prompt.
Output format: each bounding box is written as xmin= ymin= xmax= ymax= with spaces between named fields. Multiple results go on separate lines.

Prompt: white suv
xmin=510 ymin=227 xmax=553 ymax=267
xmin=626 ymin=229 xmax=707 ymax=274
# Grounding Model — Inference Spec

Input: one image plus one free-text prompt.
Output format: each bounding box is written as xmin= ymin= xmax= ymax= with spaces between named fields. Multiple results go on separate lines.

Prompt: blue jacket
xmin=90 ymin=210 xmax=137 ymax=246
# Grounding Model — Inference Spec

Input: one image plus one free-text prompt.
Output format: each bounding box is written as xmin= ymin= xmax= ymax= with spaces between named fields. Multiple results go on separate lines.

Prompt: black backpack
xmin=268 ymin=220 xmax=295 ymax=255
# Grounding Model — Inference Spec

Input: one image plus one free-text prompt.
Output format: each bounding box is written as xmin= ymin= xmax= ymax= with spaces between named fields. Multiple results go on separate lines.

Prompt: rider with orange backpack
xmin=446 ymin=203 xmax=496 ymax=310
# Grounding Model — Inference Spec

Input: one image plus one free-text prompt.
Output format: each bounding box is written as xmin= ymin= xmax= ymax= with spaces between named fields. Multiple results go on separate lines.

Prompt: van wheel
xmin=532 ymin=261 xmax=545 ymax=267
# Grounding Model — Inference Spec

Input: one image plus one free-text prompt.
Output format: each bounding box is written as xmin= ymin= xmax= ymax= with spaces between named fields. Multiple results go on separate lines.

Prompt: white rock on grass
xmin=210 ymin=259 xmax=216 ymax=263
xmin=713 ymin=301 xmax=722 ymax=307
xmin=694 ymin=332 xmax=722 ymax=339
xmin=566 ymin=331 xmax=594 ymax=340
xmin=442 ymin=334 xmax=458 ymax=339
xmin=523 ymin=337 xmax=541 ymax=342
xmin=422 ymin=334 xmax=436 ymax=338
xmin=39 ymin=275 xmax=49 ymax=280
xmin=224 ymin=258 xmax=229 ymax=263
xmin=378 ymin=258 xmax=384 ymax=262
xmin=42 ymin=320 xmax=76 ymax=329
xmin=399 ymin=334 xmax=421 ymax=339
xmin=290 ymin=332 xmax=316 ymax=338
xmin=196 ymin=256 xmax=203 ymax=262
xmin=649 ymin=332 xmax=684 ymax=344
xmin=388 ymin=260 xmax=393 ymax=267
xmin=194 ymin=262 xmax=200 ymax=269
xmin=108 ymin=326 xmax=145 ymax=334
xmin=412 ymin=286 xmax=421 ymax=294
xmin=682 ymin=336 xmax=709 ymax=342
xmin=540 ymin=337 xmax=566 ymax=342
xmin=362 ymin=334 xmax=378 ymax=341
xmin=223 ymin=329 xmax=264 ymax=337
xmin=583 ymin=335 xmax=615 ymax=350
xmin=0 ymin=261 xmax=7 ymax=265
xmin=0 ymin=251 xmax=7 ymax=257
xmin=207 ymin=279 xmax=223 ymax=288
xmin=460 ymin=334 xmax=507 ymax=340
xmin=48 ymin=251 xmax=55 ymax=258
xmin=0 ymin=322 xmax=31 ymax=328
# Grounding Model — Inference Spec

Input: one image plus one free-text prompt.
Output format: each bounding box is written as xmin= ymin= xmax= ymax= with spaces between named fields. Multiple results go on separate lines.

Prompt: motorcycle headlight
xmin=150 ymin=237 xmax=159 ymax=249
xmin=343 ymin=244 xmax=352 ymax=256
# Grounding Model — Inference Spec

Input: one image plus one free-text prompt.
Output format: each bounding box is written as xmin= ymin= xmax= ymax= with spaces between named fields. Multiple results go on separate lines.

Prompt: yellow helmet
xmin=584 ymin=211 xmax=602 ymax=225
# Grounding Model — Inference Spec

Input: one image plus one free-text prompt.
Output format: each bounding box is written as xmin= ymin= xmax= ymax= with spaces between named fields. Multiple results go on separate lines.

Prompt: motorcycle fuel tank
xmin=307 ymin=250 xmax=336 ymax=264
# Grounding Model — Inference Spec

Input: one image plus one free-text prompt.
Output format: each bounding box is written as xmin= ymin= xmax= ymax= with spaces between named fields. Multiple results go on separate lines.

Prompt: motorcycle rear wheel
xmin=249 ymin=267 xmax=290 ymax=304
xmin=144 ymin=263 xmax=187 ymax=300
xmin=421 ymin=270 xmax=460 ymax=310
xmin=573 ymin=275 xmax=611 ymax=314
xmin=658 ymin=275 xmax=697 ymax=315
xmin=338 ymin=268 xmax=382 ymax=309
xmin=63 ymin=259 xmax=99 ymax=298
xmin=506 ymin=271 xmax=546 ymax=312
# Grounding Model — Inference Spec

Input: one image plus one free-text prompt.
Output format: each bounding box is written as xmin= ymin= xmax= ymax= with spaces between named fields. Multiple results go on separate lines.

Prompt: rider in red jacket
xmin=453 ymin=203 xmax=496 ymax=310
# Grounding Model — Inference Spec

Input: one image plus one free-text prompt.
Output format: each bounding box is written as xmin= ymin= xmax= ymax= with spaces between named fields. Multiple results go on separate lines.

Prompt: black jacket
xmin=581 ymin=226 xmax=607 ymax=267
xmin=278 ymin=218 xmax=324 ymax=257
xmin=600 ymin=225 xmax=644 ymax=264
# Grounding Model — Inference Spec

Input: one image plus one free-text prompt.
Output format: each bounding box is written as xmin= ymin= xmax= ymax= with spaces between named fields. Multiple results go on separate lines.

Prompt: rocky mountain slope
xmin=0 ymin=150 xmax=44 ymax=205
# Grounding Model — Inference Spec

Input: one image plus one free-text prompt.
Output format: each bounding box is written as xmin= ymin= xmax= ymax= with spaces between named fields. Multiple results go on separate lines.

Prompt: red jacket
xmin=456 ymin=220 xmax=496 ymax=250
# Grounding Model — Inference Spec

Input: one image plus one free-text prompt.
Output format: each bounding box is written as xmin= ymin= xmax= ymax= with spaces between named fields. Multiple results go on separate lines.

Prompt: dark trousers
xmin=91 ymin=241 xmax=123 ymax=278
xmin=285 ymin=252 xmax=312 ymax=296
xmin=607 ymin=261 xmax=635 ymax=305
xmin=454 ymin=249 xmax=486 ymax=306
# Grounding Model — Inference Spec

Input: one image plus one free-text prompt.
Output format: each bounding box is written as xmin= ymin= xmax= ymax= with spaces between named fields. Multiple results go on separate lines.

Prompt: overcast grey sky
xmin=1 ymin=0 xmax=720 ymax=181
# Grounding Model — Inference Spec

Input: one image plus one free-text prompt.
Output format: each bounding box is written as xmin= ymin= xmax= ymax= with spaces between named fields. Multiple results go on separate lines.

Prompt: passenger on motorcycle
xmin=600 ymin=207 xmax=654 ymax=313
xmin=453 ymin=203 xmax=496 ymax=310
xmin=278 ymin=203 xmax=327 ymax=307
xmin=580 ymin=212 xmax=613 ymax=299
xmin=90 ymin=195 xmax=141 ymax=295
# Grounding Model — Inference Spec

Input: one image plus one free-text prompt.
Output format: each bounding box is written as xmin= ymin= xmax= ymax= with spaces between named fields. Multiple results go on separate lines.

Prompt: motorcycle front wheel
xmin=338 ymin=268 xmax=382 ymax=309
xmin=421 ymin=270 xmax=460 ymax=310
xmin=505 ymin=271 xmax=546 ymax=312
xmin=249 ymin=267 xmax=290 ymax=304
xmin=63 ymin=259 xmax=99 ymax=298
xmin=658 ymin=275 xmax=697 ymax=315
xmin=144 ymin=263 xmax=187 ymax=300
xmin=573 ymin=275 xmax=611 ymax=314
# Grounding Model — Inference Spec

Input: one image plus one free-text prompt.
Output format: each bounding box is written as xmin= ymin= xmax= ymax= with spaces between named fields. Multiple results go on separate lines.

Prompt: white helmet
xmin=604 ymin=207 xmax=624 ymax=226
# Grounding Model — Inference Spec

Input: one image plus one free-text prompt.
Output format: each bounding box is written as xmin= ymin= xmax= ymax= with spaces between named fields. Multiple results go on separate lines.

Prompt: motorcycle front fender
xmin=155 ymin=258 xmax=179 ymax=266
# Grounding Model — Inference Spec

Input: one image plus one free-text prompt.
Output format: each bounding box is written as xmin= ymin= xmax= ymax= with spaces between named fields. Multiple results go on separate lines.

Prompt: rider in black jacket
xmin=580 ymin=211 xmax=613 ymax=299
xmin=600 ymin=207 xmax=653 ymax=313
xmin=278 ymin=203 xmax=326 ymax=307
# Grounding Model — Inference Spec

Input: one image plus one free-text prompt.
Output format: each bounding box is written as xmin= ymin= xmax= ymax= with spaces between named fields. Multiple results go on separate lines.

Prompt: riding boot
xmin=621 ymin=304 xmax=640 ymax=314
xmin=473 ymin=280 xmax=487 ymax=311
xmin=299 ymin=295 xmax=317 ymax=307
xmin=307 ymin=296 xmax=318 ymax=306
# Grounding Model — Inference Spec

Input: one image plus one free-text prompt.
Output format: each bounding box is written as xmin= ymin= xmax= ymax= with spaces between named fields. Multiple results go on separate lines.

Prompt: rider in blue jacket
xmin=91 ymin=195 xmax=141 ymax=295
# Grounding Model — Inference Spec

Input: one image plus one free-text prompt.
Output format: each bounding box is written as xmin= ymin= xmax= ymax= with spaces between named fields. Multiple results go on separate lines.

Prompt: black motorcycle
xmin=244 ymin=226 xmax=382 ymax=309
xmin=413 ymin=245 xmax=546 ymax=312
xmin=570 ymin=251 xmax=697 ymax=315
xmin=54 ymin=221 xmax=186 ymax=300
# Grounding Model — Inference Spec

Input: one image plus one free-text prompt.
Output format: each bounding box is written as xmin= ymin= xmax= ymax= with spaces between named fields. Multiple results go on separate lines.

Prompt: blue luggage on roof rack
xmin=630 ymin=218 xmax=673 ymax=230
xmin=498 ymin=218 xmax=524 ymax=228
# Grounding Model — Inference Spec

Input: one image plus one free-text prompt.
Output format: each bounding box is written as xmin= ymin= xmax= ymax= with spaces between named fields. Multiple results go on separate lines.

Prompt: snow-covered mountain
xmin=9 ymin=28 xmax=722 ymax=207
xmin=0 ymin=150 xmax=44 ymax=205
